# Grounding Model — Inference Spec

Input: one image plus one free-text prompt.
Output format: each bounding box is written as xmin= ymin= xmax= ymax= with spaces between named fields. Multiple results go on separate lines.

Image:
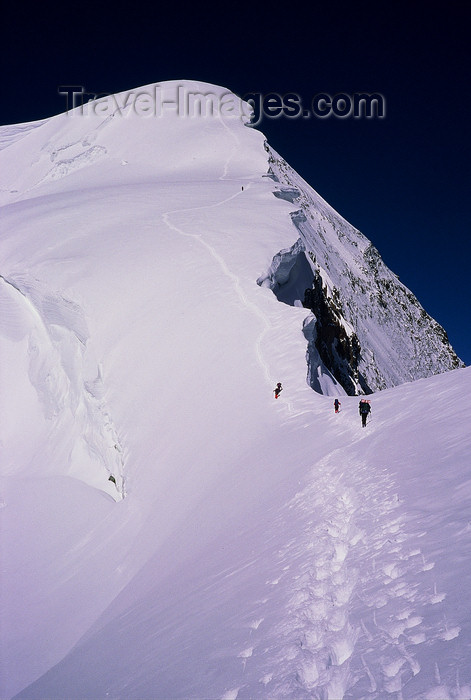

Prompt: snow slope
xmin=1 ymin=80 xmax=470 ymax=699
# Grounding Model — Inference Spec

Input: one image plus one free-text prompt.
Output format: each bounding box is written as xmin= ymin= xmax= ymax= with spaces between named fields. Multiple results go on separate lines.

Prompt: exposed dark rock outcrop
xmin=302 ymin=273 xmax=371 ymax=395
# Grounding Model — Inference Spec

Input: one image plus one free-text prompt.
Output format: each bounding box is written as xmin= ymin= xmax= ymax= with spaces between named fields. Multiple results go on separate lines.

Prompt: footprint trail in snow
xmin=231 ymin=448 xmax=461 ymax=699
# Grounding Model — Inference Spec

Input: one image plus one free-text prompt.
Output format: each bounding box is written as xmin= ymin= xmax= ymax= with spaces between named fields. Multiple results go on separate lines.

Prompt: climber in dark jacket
xmin=359 ymin=399 xmax=371 ymax=427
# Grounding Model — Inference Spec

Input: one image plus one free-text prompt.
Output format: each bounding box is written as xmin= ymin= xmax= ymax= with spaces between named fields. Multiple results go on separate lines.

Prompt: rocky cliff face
xmin=257 ymin=146 xmax=464 ymax=395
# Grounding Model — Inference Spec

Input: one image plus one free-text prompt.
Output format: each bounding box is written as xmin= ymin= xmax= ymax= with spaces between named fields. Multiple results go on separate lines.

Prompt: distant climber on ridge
xmin=334 ymin=398 xmax=341 ymax=413
xmin=274 ymin=382 xmax=283 ymax=399
xmin=359 ymin=399 xmax=371 ymax=427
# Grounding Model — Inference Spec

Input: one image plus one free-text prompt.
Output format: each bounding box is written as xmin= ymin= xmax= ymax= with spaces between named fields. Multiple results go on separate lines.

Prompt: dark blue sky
xmin=3 ymin=2 xmax=470 ymax=363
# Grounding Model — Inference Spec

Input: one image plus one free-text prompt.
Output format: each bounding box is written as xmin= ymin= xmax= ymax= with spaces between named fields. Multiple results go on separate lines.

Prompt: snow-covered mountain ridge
xmin=257 ymin=149 xmax=463 ymax=395
xmin=1 ymin=81 xmax=470 ymax=700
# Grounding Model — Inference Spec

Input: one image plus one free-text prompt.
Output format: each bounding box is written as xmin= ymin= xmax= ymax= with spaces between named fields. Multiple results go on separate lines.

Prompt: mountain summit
xmin=0 ymin=80 xmax=462 ymax=401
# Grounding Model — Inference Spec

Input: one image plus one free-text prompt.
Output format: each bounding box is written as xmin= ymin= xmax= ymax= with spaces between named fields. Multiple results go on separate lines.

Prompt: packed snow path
xmin=162 ymin=192 xmax=275 ymax=388
xmin=244 ymin=451 xmax=454 ymax=698
xmin=160 ymin=193 xmax=438 ymax=697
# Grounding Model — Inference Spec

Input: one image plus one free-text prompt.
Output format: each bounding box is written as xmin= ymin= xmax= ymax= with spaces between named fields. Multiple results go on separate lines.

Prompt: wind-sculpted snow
xmin=0 ymin=275 xmax=125 ymax=496
xmin=1 ymin=81 xmax=470 ymax=700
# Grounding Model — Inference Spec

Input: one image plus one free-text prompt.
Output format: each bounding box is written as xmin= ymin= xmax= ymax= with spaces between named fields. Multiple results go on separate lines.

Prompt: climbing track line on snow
xmin=162 ymin=189 xmax=278 ymax=391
